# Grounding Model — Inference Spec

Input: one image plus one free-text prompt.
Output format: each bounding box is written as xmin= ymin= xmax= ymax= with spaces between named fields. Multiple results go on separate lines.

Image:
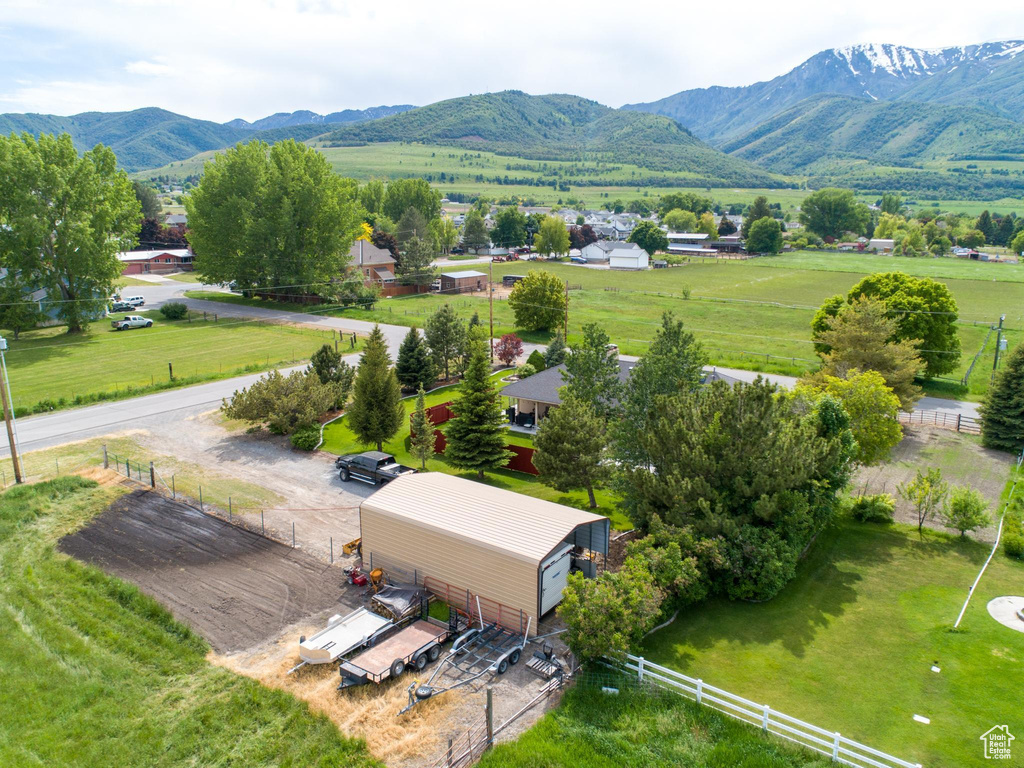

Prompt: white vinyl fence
xmin=606 ymin=654 xmax=922 ymax=768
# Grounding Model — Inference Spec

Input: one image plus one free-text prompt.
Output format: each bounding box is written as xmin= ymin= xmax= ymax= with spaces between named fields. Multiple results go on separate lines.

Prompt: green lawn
xmin=478 ymin=681 xmax=827 ymax=768
xmin=6 ymin=311 xmax=356 ymax=414
xmin=756 ymin=250 xmax=1024 ymax=283
xmin=0 ymin=476 xmax=380 ymax=767
xmin=162 ymin=271 xmax=206 ymax=283
xmin=115 ymin=275 xmax=155 ymax=287
xmin=320 ymin=372 xmax=631 ymax=530
xmin=640 ymin=515 xmax=1024 ymax=768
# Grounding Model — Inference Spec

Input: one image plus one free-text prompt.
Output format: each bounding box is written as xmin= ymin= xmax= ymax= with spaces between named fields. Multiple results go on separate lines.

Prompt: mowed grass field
xmin=6 ymin=311 xmax=356 ymax=412
xmin=320 ymin=372 xmax=632 ymax=530
xmin=0 ymin=476 xmax=380 ymax=767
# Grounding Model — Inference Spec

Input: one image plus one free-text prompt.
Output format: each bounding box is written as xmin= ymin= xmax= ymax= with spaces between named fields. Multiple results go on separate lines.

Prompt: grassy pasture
xmin=6 ymin=311 xmax=358 ymax=413
xmin=0 ymin=476 xmax=380 ymax=767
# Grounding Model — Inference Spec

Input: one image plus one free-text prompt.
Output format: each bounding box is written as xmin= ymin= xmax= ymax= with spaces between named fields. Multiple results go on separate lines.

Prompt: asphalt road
xmin=0 ymin=278 xmax=980 ymax=456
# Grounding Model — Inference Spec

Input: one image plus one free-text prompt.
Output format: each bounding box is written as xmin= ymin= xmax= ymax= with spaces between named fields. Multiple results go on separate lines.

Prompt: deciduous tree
xmin=0 ymin=133 xmax=141 ymax=333
xmin=490 ymin=207 xmax=527 ymax=248
xmin=508 ymin=270 xmax=566 ymax=332
xmin=740 ymin=195 xmax=772 ymax=238
xmin=346 ymin=325 xmax=404 ymax=451
xmin=430 ymin=216 xmax=459 ymax=254
xmin=493 ymin=333 xmax=523 ymax=366
xmin=799 ymin=188 xmax=871 ymax=240
xmin=0 ymin=275 xmax=45 ymax=339
xmin=133 ymin=181 xmax=161 ymax=219
xmin=628 ymin=220 xmax=668 ymax=255
xmin=534 ymin=215 xmax=570 ymax=258
xmin=746 ymin=217 xmax=783 ymax=254
xmin=941 ymin=485 xmax=991 ymax=538
xmin=662 ymin=208 xmax=697 ymax=232
xmin=382 ymin=178 xmax=441 ymax=223
xmin=562 ymin=323 xmax=621 ymax=421
xmin=898 ymin=468 xmax=948 ymax=534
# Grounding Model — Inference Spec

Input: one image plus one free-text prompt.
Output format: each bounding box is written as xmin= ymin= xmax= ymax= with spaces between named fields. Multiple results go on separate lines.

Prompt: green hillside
xmin=723 ymin=95 xmax=1024 ymax=198
xmin=0 ymin=108 xmax=332 ymax=172
xmin=322 ymin=91 xmax=787 ymax=187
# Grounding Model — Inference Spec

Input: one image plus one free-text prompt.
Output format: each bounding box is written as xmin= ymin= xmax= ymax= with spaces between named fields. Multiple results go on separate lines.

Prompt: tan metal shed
xmin=359 ymin=473 xmax=609 ymax=632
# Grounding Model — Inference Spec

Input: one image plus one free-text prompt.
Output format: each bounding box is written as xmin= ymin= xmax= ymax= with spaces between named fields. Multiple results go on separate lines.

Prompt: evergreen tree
xmin=544 ymin=331 xmax=568 ymax=367
xmin=425 ymin=304 xmax=466 ymax=380
xmin=395 ymin=327 xmax=436 ymax=391
xmin=526 ymin=349 xmax=547 ymax=371
xmin=741 ymin=195 xmax=773 ymax=238
xmin=396 ymin=236 xmax=437 ymax=286
xmin=717 ymin=216 xmax=738 ymax=236
xmin=346 ymin=325 xmax=404 ymax=451
xmin=562 ymin=323 xmax=622 ymax=421
xmin=396 ymin=206 xmax=429 ymax=250
xmin=461 ymin=209 xmax=490 ymax=253
xmin=308 ymin=343 xmax=355 ymax=409
xmin=409 ymin=386 xmax=436 ymax=470
xmin=995 ymin=215 xmax=1015 ymax=247
xmin=981 ymin=342 xmax=1024 ymax=452
xmin=975 ymin=210 xmax=995 ymax=243
xmin=444 ymin=335 xmax=512 ymax=478
xmin=533 ymin=395 xmax=611 ymax=508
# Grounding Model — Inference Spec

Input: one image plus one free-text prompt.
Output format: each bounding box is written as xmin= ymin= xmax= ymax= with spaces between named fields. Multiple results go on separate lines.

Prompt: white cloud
xmin=0 ymin=0 xmax=1021 ymax=121
xmin=124 ymin=60 xmax=172 ymax=77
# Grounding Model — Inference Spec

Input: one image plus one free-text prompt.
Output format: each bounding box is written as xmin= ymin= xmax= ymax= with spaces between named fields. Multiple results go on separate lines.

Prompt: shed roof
xmin=443 ymin=270 xmax=486 ymax=279
xmin=361 ymin=473 xmax=606 ymax=564
xmin=117 ymin=249 xmax=190 ymax=262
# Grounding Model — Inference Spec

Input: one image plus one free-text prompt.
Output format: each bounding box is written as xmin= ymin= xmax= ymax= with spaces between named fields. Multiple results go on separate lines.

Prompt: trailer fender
xmin=451 ymin=628 xmax=480 ymax=654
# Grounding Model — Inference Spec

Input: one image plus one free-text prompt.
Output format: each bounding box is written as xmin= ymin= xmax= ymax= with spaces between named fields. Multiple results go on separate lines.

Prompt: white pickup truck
xmin=110 ymin=315 xmax=153 ymax=330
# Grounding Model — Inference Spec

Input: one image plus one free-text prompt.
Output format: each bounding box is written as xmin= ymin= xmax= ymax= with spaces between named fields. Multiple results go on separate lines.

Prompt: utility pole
xmin=994 ymin=314 xmax=1006 ymax=371
xmin=488 ymin=261 xmax=494 ymax=361
xmin=0 ymin=337 xmax=22 ymax=484
xmin=563 ymin=280 xmax=569 ymax=338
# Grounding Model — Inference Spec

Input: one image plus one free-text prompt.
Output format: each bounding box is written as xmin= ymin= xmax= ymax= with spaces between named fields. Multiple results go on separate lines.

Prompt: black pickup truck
xmin=336 ymin=451 xmax=416 ymax=485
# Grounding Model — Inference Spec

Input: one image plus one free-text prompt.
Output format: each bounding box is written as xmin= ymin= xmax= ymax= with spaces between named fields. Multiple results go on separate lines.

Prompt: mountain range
xmin=624 ymin=40 xmax=1024 ymax=144
xmin=223 ymin=104 xmax=414 ymax=131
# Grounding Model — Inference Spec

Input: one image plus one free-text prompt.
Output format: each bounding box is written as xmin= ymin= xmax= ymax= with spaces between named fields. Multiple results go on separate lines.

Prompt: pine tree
xmin=444 ymin=335 xmax=512 ymax=478
xmin=741 ymin=195 xmax=772 ymax=238
xmin=395 ymin=327 xmax=436 ymax=391
xmin=425 ymin=304 xmax=466 ymax=380
xmin=562 ymin=323 xmax=622 ymax=421
xmin=975 ymin=210 xmax=995 ymax=243
xmin=346 ymin=325 xmax=405 ymax=451
xmin=544 ymin=331 xmax=567 ymax=367
xmin=409 ymin=386 xmax=437 ymax=470
xmin=533 ymin=395 xmax=611 ymax=508
xmin=981 ymin=342 xmax=1024 ymax=453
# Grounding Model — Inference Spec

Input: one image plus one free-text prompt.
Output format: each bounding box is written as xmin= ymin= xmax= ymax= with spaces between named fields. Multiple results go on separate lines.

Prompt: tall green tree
xmin=396 ymin=327 xmax=436 ymax=391
xmin=980 ymin=342 xmax=1024 ymax=452
xmin=508 ymin=269 xmax=566 ymax=332
xmin=658 ymin=192 xmax=713 ymax=217
xmin=346 ymin=325 xmax=404 ymax=451
xmin=799 ymin=188 xmax=871 ymax=240
xmin=746 ymin=217 xmax=783 ymax=254
xmin=396 ymin=236 xmax=436 ymax=286
xmin=543 ymin=330 xmax=568 ymax=367
xmin=879 ymin=193 xmax=904 ymax=215
xmin=430 ymin=216 xmax=459 ymax=254
xmin=534 ymin=215 xmax=570 ymax=258
xmin=696 ymin=211 xmax=718 ymax=238
xmin=994 ymin=215 xmax=1016 ymax=247
xmin=444 ymin=334 xmax=512 ymax=478
xmin=0 ymin=275 xmax=45 ymax=339
xmin=382 ymin=178 xmax=441 ymax=223
xmin=396 ymin=206 xmax=429 ymax=250
xmin=614 ymin=312 xmax=707 ymax=469
xmin=133 ymin=181 xmax=161 ymax=219
xmin=662 ymin=209 xmax=697 ymax=232
xmin=409 ymin=386 xmax=436 ymax=470
xmin=490 ymin=207 xmax=528 ymax=248
xmin=308 ymin=343 xmax=355 ymax=409
xmin=186 ymin=139 xmax=361 ymax=298
xmin=740 ymin=195 xmax=772 ymax=238
xmin=461 ymin=209 xmax=490 ymax=253
xmin=359 ymin=179 xmax=385 ymax=215
xmin=533 ymin=395 xmax=611 ymax=508
xmin=0 ymin=133 xmax=141 ymax=333
xmin=562 ymin=323 xmax=622 ymax=421
xmin=975 ymin=210 xmax=995 ymax=243
xmin=814 ymin=296 xmax=924 ymax=410
xmin=846 ymin=272 xmax=960 ymax=377
xmin=425 ymin=303 xmax=466 ymax=380
xmin=627 ymin=220 xmax=668 ymax=255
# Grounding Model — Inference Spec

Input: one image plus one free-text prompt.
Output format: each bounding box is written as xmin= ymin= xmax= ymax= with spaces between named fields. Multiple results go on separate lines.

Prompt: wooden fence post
xmin=485 ymin=687 xmax=494 ymax=748
xmin=102 ymin=444 xmax=108 ymax=469
xmin=149 ymin=461 xmax=155 ymax=488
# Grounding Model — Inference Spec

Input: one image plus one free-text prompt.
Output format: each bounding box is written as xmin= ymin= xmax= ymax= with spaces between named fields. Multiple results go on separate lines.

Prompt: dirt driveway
xmin=853 ymin=426 xmax=1014 ymax=541
xmin=59 ymin=490 xmax=359 ymax=652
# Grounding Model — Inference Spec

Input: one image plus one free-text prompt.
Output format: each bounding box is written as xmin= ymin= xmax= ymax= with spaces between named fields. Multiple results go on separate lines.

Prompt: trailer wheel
xmin=339 ymin=468 xmax=350 ymax=482
xmin=496 ymin=658 xmax=509 ymax=675
xmin=509 ymin=649 xmax=521 ymax=665
xmin=413 ymin=653 xmax=428 ymax=671
xmin=390 ymin=659 xmax=406 ymax=678
xmin=428 ymin=644 xmax=441 ymax=662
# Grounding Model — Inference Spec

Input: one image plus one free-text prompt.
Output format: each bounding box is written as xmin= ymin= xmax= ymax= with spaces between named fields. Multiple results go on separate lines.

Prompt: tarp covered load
xmin=371 ymin=585 xmax=428 ymax=621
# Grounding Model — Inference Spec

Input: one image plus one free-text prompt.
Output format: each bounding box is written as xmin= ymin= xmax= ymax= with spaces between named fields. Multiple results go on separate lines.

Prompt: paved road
xmin=1 ymin=282 xmax=979 ymax=456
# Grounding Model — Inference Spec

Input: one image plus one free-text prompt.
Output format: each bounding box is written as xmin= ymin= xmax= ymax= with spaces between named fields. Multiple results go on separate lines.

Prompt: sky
xmin=1 ymin=0 xmax=1022 ymax=123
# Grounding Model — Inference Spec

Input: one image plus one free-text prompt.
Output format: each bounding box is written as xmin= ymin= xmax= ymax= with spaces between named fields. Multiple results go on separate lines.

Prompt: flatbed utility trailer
xmin=339 ymin=607 xmax=466 ymax=691
xmin=399 ymin=607 xmax=531 ymax=715
xmin=291 ymin=607 xmax=394 ymax=673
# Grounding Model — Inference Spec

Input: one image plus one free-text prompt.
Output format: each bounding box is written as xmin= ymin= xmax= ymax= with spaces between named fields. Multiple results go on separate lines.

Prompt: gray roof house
xmin=349 ymin=240 xmax=396 ymax=285
xmin=580 ymin=240 xmax=645 ymax=263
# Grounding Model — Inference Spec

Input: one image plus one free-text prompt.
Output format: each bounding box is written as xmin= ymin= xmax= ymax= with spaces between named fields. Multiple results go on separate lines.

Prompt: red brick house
xmin=118 ymin=249 xmax=194 ymax=275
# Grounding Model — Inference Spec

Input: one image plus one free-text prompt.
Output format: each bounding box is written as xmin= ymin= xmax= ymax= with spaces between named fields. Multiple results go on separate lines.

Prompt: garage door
xmin=539 ymin=544 xmax=573 ymax=615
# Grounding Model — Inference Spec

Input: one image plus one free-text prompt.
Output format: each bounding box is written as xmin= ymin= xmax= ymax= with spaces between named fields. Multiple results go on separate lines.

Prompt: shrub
xmin=160 ymin=302 xmax=188 ymax=320
xmin=526 ymin=349 xmax=546 ymax=372
xmin=289 ymin=424 xmax=321 ymax=451
xmin=1004 ymin=532 xmax=1024 ymax=559
xmin=848 ymin=493 xmax=896 ymax=523
xmin=514 ymin=363 xmax=536 ymax=378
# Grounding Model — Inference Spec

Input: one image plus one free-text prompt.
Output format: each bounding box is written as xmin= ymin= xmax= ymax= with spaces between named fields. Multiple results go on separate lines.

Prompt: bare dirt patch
xmin=853 ymin=426 xmax=1013 ymax=541
xmin=214 ymin=622 xmax=567 ymax=768
xmin=59 ymin=489 xmax=357 ymax=652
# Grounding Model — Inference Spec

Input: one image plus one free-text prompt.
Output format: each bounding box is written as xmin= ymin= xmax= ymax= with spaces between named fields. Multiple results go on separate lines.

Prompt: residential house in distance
xmin=164 ymin=213 xmax=187 ymax=233
xmin=118 ymin=248 xmax=193 ymax=275
xmin=609 ymin=243 xmax=649 ymax=270
xmin=349 ymin=240 xmax=396 ymax=288
xmin=868 ymin=238 xmax=895 ymax=254
xmin=581 ymin=240 xmax=643 ymax=264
